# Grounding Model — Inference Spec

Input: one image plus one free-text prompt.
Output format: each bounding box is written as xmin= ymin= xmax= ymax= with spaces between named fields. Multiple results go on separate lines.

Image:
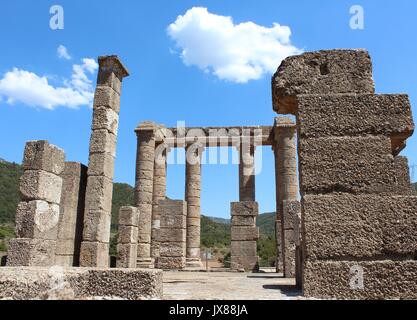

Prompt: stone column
xmin=157 ymin=200 xmax=187 ymax=269
xmin=185 ymin=143 xmax=203 ymax=267
xmin=117 ymin=206 xmax=139 ymax=268
xmin=80 ymin=56 xmax=129 ymax=268
xmin=273 ymin=117 xmax=298 ymax=276
xmin=239 ymin=142 xmax=255 ymax=201
xmin=230 ymin=201 xmax=259 ymax=271
xmin=56 ymin=162 xmax=87 ymax=266
xmin=135 ymin=122 xmax=157 ymax=268
xmin=7 ymin=140 xmax=65 ymax=266
xmin=151 ymin=143 xmax=168 ymax=263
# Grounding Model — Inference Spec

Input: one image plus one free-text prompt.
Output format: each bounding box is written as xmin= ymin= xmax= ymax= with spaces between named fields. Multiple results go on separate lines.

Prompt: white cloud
xmin=57 ymin=45 xmax=71 ymax=60
xmin=0 ymin=58 xmax=98 ymax=110
xmin=168 ymin=7 xmax=302 ymax=83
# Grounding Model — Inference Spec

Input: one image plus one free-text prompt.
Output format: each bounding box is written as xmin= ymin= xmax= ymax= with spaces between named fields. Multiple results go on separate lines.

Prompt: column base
xmin=186 ymin=258 xmax=202 ymax=268
xmin=136 ymin=257 xmax=155 ymax=269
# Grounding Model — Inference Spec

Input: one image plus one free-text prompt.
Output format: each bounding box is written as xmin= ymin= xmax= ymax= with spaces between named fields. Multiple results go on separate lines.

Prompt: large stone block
xmin=89 ymin=129 xmax=117 ymax=157
xmin=137 ymin=243 xmax=151 ymax=257
xmin=231 ymin=241 xmax=257 ymax=257
xmin=283 ymin=230 xmax=296 ymax=278
xmin=272 ymin=49 xmax=375 ymax=114
xmin=394 ymin=156 xmax=414 ymax=195
xmin=230 ymin=255 xmax=259 ymax=271
xmin=186 ymin=205 xmax=201 ymax=218
xmin=87 ymin=152 xmax=115 ymax=178
xmin=160 ymin=214 xmax=186 ymax=229
xmin=22 ymin=140 xmax=65 ymax=175
xmin=118 ymin=206 xmax=139 ymax=227
xmin=0 ymin=267 xmax=162 ymax=300
xmin=118 ymin=226 xmax=138 ymax=244
xmin=231 ymin=201 xmax=259 ymax=217
xmin=231 ymin=226 xmax=259 ymax=241
xmin=187 ymin=217 xmax=201 ymax=227
xmin=303 ymin=194 xmax=417 ymax=259
xmin=303 ymin=260 xmax=417 ymax=300
xmin=116 ymin=244 xmax=137 ymax=268
xmin=231 ymin=216 xmax=255 ymax=226
xmin=54 ymin=255 xmax=74 ymax=267
xmin=82 ymin=210 xmax=111 ymax=243
xmin=159 ymin=228 xmax=186 ymax=243
xmin=20 ymin=170 xmax=63 ymax=204
xmin=7 ymin=238 xmax=56 ymax=266
xmin=92 ymin=106 xmax=119 ymax=135
xmin=159 ymin=242 xmax=186 ymax=257
xmin=15 ymin=200 xmax=60 ymax=240
xmin=157 ymin=256 xmax=186 ymax=269
xmin=55 ymin=239 xmax=75 ymax=256
xmin=299 ymin=136 xmax=397 ymax=194
xmin=93 ymin=86 xmax=121 ymax=113
xmin=296 ymin=94 xmax=414 ymax=141
xmin=58 ymin=162 xmax=87 ymax=240
xmin=282 ymin=200 xmax=301 ymax=230
xmin=84 ymin=176 xmax=113 ymax=213
xmin=79 ymin=242 xmax=109 ymax=268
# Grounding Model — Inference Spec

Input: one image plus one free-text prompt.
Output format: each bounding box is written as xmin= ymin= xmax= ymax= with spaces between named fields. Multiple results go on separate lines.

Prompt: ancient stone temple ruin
xmin=0 ymin=49 xmax=415 ymax=300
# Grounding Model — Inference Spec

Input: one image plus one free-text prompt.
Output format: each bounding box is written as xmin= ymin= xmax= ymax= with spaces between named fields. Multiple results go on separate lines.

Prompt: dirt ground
xmin=162 ymin=269 xmax=303 ymax=300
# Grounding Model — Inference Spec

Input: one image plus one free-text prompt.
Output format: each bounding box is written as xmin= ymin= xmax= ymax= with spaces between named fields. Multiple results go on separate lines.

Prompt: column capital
xmin=135 ymin=121 xmax=158 ymax=135
xmin=98 ymin=55 xmax=130 ymax=79
xmin=273 ymin=117 xmax=297 ymax=140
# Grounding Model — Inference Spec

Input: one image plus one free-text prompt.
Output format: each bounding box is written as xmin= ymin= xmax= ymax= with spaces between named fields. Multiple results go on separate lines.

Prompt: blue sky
xmin=0 ymin=0 xmax=416 ymax=219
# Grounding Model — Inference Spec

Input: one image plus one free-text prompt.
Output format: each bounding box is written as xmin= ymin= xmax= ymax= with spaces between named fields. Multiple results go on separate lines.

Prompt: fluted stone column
xmin=185 ymin=143 xmax=203 ymax=267
xmin=135 ymin=122 xmax=157 ymax=268
xmin=79 ymin=56 xmax=129 ymax=268
xmin=239 ymin=143 xmax=255 ymax=201
xmin=151 ymin=144 xmax=168 ymax=262
xmin=273 ymin=117 xmax=298 ymax=276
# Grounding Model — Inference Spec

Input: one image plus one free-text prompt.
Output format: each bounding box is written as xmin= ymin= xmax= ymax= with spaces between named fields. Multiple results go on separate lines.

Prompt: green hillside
xmin=0 ymin=159 xmax=276 ymax=265
xmin=0 ymin=161 xmax=23 ymax=224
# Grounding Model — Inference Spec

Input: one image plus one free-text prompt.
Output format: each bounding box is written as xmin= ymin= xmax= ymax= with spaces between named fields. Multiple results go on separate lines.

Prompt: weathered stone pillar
xmin=230 ymin=201 xmax=259 ymax=271
xmin=135 ymin=122 xmax=157 ymax=268
xmin=116 ymin=206 xmax=139 ymax=268
xmin=273 ymin=117 xmax=298 ymax=276
xmin=80 ymin=55 xmax=129 ymax=268
xmin=272 ymin=49 xmax=417 ymax=299
xmin=282 ymin=200 xmax=301 ymax=278
xmin=56 ymin=162 xmax=87 ymax=266
xmin=7 ymin=140 xmax=65 ymax=266
xmin=239 ymin=143 xmax=255 ymax=201
xmin=151 ymin=144 xmax=168 ymax=263
xmin=185 ymin=143 xmax=203 ymax=267
xmin=157 ymin=200 xmax=187 ymax=269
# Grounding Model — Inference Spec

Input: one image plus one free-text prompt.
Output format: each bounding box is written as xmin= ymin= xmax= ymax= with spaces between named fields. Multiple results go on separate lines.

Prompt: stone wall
xmin=156 ymin=200 xmax=187 ymax=270
xmin=0 ymin=267 xmax=163 ymax=300
xmin=230 ymin=201 xmax=259 ymax=271
xmin=272 ymin=49 xmax=417 ymax=299
xmin=7 ymin=141 xmax=65 ymax=266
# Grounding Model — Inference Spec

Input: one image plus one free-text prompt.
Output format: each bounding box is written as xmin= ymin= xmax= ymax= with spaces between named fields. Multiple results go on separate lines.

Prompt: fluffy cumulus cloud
xmin=57 ymin=45 xmax=71 ymax=60
xmin=0 ymin=50 xmax=98 ymax=110
xmin=168 ymin=7 xmax=302 ymax=83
